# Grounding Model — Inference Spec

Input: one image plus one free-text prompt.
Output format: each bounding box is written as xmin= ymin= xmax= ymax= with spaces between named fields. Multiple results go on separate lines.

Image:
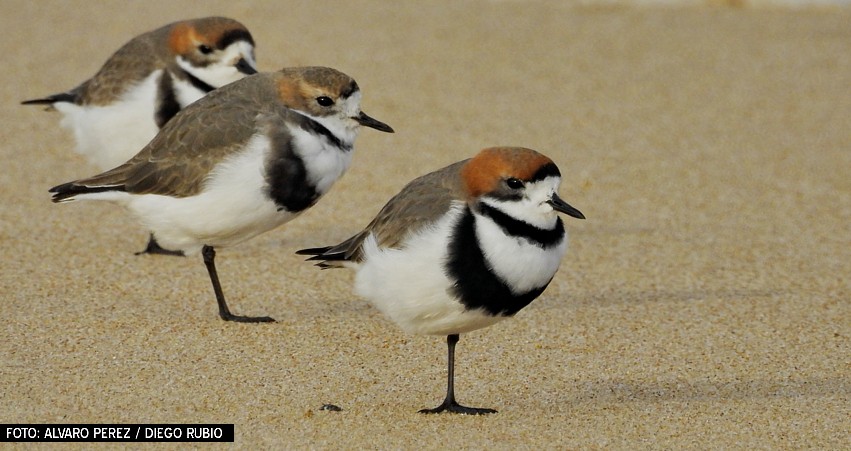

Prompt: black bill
xmin=235 ymin=58 xmax=258 ymax=75
xmin=548 ymin=193 xmax=585 ymax=219
xmin=356 ymin=111 xmax=394 ymax=133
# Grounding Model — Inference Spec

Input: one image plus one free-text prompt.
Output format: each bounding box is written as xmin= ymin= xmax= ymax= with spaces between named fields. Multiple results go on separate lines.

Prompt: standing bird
xmin=49 ymin=66 xmax=394 ymax=323
xmin=24 ymin=17 xmax=259 ymax=255
xmin=298 ymin=147 xmax=585 ymax=414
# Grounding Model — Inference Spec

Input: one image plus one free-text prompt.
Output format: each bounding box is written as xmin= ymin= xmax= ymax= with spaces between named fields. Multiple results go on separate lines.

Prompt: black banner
xmin=1 ymin=424 xmax=234 ymax=442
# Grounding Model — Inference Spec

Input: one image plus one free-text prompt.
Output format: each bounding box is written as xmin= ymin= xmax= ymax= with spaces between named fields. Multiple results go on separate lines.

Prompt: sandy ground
xmin=1 ymin=1 xmax=849 ymax=449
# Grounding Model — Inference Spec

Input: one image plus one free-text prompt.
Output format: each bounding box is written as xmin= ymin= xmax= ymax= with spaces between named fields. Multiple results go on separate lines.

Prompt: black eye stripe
xmin=530 ymin=162 xmax=560 ymax=182
xmin=502 ymin=163 xmax=561 ymax=188
xmin=217 ymin=29 xmax=255 ymax=49
xmin=340 ymin=80 xmax=359 ymax=99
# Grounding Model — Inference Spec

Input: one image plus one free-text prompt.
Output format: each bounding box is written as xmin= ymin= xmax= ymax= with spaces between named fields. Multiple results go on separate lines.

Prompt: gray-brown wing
xmin=323 ymin=160 xmax=469 ymax=262
xmin=66 ymin=74 xmax=274 ymax=197
xmin=22 ymin=28 xmax=166 ymax=107
xmin=75 ymin=25 xmax=171 ymax=106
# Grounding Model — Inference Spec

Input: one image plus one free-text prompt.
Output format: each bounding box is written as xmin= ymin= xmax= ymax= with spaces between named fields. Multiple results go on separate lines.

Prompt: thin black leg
xmin=202 ymin=245 xmax=275 ymax=323
xmin=135 ymin=233 xmax=185 ymax=257
xmin=419 ymin=334 xmax=497 ymax=415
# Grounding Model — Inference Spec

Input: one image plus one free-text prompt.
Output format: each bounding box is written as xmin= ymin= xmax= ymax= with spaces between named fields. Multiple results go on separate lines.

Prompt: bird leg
xmin=419 ymin=334 xmax=497 ymax=415
xmin=202 ymin=245 xmax=275 ymax=323
xmin=135 ymin=233 xmax=185 ymax=257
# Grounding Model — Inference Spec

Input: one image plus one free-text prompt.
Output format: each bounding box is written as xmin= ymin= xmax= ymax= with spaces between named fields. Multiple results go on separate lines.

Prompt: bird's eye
xmin=316 ymin=96 xmax=334 ymax=107
xmin=506 ymin=178 xmax=525 ymax=189
xmin=198 ymin=44 xmax=213 ymax=55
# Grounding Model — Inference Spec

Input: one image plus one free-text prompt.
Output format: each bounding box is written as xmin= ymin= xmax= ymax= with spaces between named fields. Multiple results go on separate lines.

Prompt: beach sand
xmin=1 ymin=1 xmax=849 ymax=448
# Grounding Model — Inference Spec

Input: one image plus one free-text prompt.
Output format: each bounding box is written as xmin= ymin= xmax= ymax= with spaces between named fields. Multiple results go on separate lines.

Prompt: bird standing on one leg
xmin=25 ymin=17 xmax=259 ymax=255
xmin=50 ymin=66 xmax=394 ymax=322
xmin=298 ymin=147 xmax=585 ymax=413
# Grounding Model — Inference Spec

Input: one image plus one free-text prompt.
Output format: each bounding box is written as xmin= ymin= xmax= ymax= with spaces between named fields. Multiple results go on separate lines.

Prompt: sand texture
xmin=2 ymin=1 xmax=849 ymax=449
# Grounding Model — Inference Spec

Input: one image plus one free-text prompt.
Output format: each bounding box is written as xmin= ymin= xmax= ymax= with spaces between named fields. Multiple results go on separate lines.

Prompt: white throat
xmin=479 ymin=176 xmax=563 ymax=230
xmin=173 ymin=40 xmax=255 ymax=105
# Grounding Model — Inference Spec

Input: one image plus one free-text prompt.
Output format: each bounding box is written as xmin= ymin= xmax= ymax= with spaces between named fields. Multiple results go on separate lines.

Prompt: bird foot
xmin=419 ymin=400 xmax=497 ymax=415
xmin=134 ymin=237 xmax=184 ymax=257
xmin=220 ymin=312 xmax=276 ymax=323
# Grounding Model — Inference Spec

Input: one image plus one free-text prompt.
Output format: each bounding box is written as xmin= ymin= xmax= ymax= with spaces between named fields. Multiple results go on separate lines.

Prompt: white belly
xmin=125 ymin=134 xmax=294 ymax=255
xmin=54 ymin=71 xmax=162 ymax=170
xmin=353 ymin=204 xmax=505 ymax=336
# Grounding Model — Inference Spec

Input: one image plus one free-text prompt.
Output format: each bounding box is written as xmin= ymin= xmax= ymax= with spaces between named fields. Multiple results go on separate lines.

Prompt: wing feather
xmin=299 ymin=160 xmax=470 ymax=264
xmin=50 ymin=73 xmax=276 ymax=199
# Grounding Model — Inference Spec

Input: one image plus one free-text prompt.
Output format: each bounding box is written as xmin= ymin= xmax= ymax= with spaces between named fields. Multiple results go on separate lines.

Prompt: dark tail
xmin=295 ymin=246 xmax=348 ymax=269
xmin=295 ymin=246 xmax=333 ymax=257
xmin=22 ymin=92 xmax=77 ymax=106
xmin=49 ymin=182 xmax=125 ymax=203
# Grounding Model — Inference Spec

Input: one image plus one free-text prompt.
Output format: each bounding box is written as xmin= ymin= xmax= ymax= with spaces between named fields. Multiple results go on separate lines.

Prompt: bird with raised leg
xmin=50 ymin=66 xmax=393 ymax=322
xmin=25 ymin=17 xmax=260 ymax=256
xmin=298 ymin=147 xmax=585 ymax=412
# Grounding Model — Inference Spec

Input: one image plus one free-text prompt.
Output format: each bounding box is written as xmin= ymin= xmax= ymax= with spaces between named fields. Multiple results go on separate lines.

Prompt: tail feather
xmin=21 ymin=92 xmax=77 ymax=106
xmin=49 ymin=182 xmax=126 ymax=203
xmin=296 ymin=246 xmax=349 ymax=269
xmin=295 ymin=246 xmax=333 ymax=256
xmin=297 ymin=230 xmax=369 ymax=269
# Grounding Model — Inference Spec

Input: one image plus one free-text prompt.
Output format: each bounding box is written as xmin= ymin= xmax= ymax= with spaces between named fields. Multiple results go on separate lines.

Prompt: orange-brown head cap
xmin=461 ymin=147 xmax=557 ymax=199
xmin=461 ymin=147 xmax=585 ymax=219
xmin=167 ymin=17 xmax=254 ymax=57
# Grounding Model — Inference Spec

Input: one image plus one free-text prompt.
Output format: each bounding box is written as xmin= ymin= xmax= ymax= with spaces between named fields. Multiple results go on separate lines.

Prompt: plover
xmin=299 ymin=147 xmax=584 ymax=413
xmin=26 ymin=17 xmax=259 ymax=256
xmin=50 ymin=66 xmax=394 ymax=323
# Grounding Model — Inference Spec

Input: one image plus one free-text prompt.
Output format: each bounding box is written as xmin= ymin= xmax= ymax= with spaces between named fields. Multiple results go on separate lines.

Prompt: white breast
xmin=287 ymin=124 xmax=354 ymax=195
xmin=170 ymin=76 xmax=206 ymax=108
xmin=473 ymin=213 xmax=568 ymax=295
